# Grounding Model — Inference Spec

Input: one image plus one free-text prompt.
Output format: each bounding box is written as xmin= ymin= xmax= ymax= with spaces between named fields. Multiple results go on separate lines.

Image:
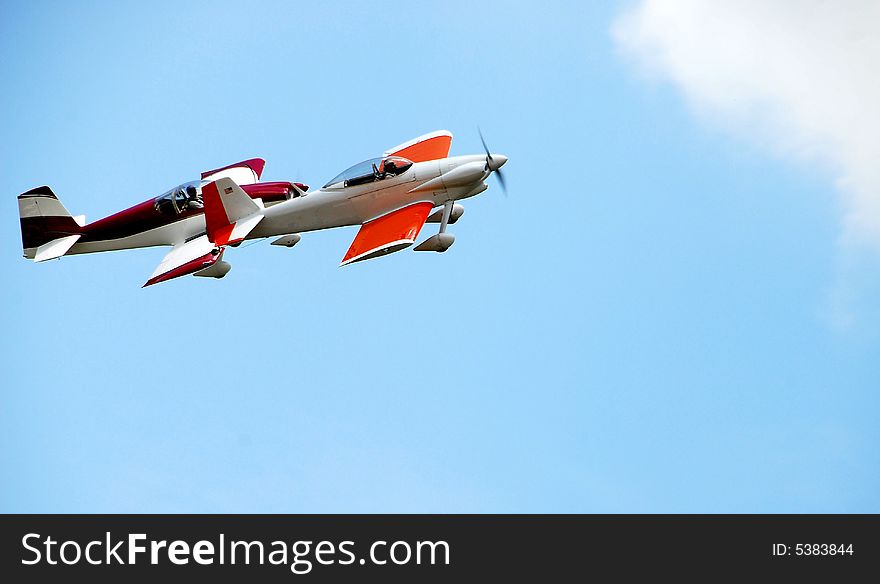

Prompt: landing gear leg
xmin=414 ymin=201 xmax=456 ymax=252
xmin=439 ymin=200 xmax=453 ymax=234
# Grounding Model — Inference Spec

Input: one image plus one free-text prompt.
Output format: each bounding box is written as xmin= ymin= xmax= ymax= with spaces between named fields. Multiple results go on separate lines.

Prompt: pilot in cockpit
xmin=378 ymin=158 xmax=407 ymax=180
xmin=380 ymin=159 xmax=397 ymax=177
xmin=186 ymin=185 xmax=203 ymax=209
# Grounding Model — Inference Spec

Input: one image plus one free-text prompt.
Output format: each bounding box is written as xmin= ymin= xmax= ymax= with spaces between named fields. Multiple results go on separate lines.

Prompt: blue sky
xmin=2 ymin=0 xmax=878 ymax=513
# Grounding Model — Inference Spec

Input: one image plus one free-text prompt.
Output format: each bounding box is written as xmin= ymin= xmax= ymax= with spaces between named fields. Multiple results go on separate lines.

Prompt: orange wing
xmin=341 ymin=202 xmax=434 ymax=266
xmin=384 ymin=130 xmax=452 ymax=163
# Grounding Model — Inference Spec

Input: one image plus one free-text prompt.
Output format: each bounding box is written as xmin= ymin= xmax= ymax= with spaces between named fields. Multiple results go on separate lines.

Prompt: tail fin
xmin=201 ymin=178 xmax=263 ymax=246
xmin=19 ymin=186 xmax=84 ymax=260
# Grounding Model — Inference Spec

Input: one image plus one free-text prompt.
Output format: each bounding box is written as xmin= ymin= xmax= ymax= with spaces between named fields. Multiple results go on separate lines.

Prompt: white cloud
xmin=613 ymin=0 xmax=880 ymax=248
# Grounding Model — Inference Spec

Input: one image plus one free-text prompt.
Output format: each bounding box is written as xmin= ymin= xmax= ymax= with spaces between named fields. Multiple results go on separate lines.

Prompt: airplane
xmin=17 ymin=130 xmax=507 ymax=287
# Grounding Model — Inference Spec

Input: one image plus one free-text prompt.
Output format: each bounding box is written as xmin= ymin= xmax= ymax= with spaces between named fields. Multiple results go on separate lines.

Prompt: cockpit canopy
xmin=323 ymin=156 xmax=413 ymax=188
xmin=154 ymin=180 xmax=207 ymax=215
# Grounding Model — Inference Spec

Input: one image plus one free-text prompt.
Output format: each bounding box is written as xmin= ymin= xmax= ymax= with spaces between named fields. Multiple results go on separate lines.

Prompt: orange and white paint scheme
xmin=17 ymin=130 xmax=508 ymax=286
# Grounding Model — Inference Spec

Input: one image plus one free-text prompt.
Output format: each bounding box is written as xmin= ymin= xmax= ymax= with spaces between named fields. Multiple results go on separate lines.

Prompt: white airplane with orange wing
xmin=18 ymin=130 xmax=507 ymax=286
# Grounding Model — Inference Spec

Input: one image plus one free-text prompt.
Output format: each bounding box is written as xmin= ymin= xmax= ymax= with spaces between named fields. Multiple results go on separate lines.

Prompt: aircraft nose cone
xmin=488 ymin=154 xmax=508 ymax=171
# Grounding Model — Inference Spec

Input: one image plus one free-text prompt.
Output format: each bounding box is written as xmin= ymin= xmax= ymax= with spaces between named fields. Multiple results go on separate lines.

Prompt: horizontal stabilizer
xmin=210 ymin=213 xmax=264 ymax=248
xmin=34 ymin=234 xmax=81 ymax=262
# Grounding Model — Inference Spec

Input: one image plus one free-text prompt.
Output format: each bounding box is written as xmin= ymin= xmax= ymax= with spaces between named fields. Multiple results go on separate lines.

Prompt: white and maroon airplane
xmin=18 ymin=130 xmax=507 ymax=287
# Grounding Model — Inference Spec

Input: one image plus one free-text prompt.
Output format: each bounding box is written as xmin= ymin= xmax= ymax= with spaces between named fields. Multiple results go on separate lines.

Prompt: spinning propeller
xmin=479 ymin=128 xmax=508 ymax=196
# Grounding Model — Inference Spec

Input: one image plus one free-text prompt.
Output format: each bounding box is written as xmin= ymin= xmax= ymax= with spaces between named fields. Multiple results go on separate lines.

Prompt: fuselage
xmin=58 ymin=154 xmax=495 ymax=258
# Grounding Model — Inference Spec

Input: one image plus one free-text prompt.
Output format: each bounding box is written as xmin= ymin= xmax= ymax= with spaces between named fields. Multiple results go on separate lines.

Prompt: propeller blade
xmin=478 ymin=127 xmax=507 ymax=195
xmin=479 ymin=127 xmax=494 ymax=170
xmin=495 ymin=168 xmax=508 ymax=196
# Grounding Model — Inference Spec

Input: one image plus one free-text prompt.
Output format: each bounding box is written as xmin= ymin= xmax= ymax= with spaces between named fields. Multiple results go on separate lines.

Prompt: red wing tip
xmin=143 ymin=274 xmax=168 ymax=287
